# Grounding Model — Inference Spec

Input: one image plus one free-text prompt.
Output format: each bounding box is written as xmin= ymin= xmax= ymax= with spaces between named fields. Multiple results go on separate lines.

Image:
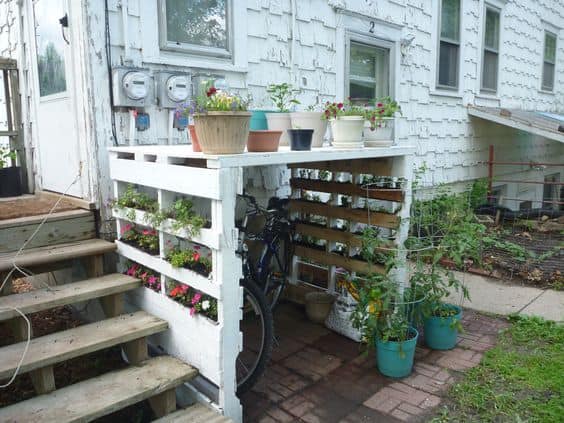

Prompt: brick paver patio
xmin=241 ymin=302 xmax=509 ymax=422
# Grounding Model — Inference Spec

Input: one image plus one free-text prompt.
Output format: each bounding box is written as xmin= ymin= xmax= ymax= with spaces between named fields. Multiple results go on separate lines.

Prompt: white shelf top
xmin=109 ymin=145 xmax=415 ymax=169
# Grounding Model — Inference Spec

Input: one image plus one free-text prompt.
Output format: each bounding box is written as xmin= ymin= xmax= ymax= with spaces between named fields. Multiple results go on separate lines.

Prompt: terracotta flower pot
xmin=247 ymin=130 xmax=282 ymax=152
xmin=188 ymin=125 xmax=202 ymax=152
xmin=194 ymin=111 xmax=251 ymax=154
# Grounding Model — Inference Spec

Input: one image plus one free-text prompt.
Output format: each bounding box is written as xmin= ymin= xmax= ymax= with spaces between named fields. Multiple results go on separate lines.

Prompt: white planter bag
xmin=363 ymin=117 xmax=394 ymax=147
xmin=330 ymin=116 xmax=364 ymax=148
xmin=290 ymin=112 xmax=328 ymax=147
xmin=265 ymin=112 xmax=292 ymax=146
xmin=325 ymin=282 xmax=362 ymax=342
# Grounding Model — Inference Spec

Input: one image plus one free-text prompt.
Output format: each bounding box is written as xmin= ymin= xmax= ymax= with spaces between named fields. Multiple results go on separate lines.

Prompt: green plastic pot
xmin=375 ymin=327 xmax=418 ymax=378
xmin=424 ymin=304 xmax=462 ymax=350
xmin=250 ymin=110 xmax=272 ymax=130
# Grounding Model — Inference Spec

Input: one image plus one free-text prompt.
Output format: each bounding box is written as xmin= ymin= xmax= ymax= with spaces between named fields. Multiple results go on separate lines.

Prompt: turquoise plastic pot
xmin=424 ymin=304 xmax=462 ymax=350
xmin=250 ymin=110 xmax=271 ymax=130
xmin=375 ymin=328 xmax=418 ymax=378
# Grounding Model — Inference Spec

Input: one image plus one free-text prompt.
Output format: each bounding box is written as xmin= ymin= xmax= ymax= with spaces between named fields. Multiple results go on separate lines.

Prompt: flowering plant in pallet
xmin=124 ymin=261 xmax=161 ymax=292
xmin=168 ymin=281 xmax=218 ymax=321
xmin=120 ymin=224 xmax=159 ymax=256
xmin=165 ymin=245 xmax=212 ymax=278
xmin=321 ymin=100 xmax=364 ymax=119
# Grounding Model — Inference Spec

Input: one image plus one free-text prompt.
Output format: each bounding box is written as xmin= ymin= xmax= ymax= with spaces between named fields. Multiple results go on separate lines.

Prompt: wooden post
xmin=123 ymin=337 xmax=148 ymax=365
xmin=100 ymin=293 xmax=124 ymax=317
xmin=30 ymin=366 xmax=56 ymax=394
xmin=149 ymin=389 xmax=177 ymax=418
xmin=84 ymin=255 xmax=104 ymax=278
xmin=213 ymin=167 xmax=243 ymax=422
xmin=0 ymin=271 xmax=13 ymax=296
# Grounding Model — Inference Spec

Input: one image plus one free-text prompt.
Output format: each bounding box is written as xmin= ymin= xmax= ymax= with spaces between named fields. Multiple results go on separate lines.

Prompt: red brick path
xmin=240 ymin=303 xmax=508 ymax=422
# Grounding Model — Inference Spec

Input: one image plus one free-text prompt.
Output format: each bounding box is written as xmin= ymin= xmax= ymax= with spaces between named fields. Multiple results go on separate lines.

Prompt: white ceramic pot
xmin=290 ymin=112 xmax=328 ymax=147
xmin=265 ymin=112 xmax=292 ymax=146
xmin=330 ymin=116 xmax=365 ymax=148
xmin=363 ymin=117 xmax=394 ymax=147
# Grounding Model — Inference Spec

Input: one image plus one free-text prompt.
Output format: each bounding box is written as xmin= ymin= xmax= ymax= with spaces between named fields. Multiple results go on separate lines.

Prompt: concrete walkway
xmin=447 ymin=270 xmax=564 ymax=322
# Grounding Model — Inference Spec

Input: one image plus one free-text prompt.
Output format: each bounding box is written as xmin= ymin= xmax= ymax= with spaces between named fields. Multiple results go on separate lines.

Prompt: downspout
xmin=290 ymin=0 xmax=296 ymax=85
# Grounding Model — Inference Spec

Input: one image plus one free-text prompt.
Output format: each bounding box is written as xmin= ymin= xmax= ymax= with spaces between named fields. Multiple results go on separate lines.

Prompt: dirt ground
xmin=0 ymin=195 xmax=79 ymax=220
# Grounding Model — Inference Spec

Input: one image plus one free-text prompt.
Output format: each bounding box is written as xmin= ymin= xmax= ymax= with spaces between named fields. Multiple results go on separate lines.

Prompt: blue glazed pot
xmin=424 ymin=304 xmax=462 ymax=350
xmin=250 ymin=110 xmax=272 ymax=130
xmin=376 ymin=327 xmax=418 ymax=378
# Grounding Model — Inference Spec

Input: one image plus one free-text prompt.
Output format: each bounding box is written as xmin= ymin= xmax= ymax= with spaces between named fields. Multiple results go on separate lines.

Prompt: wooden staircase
xmin=0 ymin=238 xmax=232 ymax=422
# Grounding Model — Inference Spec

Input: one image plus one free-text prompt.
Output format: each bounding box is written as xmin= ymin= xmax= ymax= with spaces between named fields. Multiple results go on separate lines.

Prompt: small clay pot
xmin=288 ymin=129 xmax=314 ymax=151
xmin=247 ymin=130 xmax=282 ymax=152
xmin=189 ymin=125 xmax=202 ymax=152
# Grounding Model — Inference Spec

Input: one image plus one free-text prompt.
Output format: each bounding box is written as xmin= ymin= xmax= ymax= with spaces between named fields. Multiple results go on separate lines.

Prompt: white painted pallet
xmin=112 ymin=208 xmax=220 ymax=250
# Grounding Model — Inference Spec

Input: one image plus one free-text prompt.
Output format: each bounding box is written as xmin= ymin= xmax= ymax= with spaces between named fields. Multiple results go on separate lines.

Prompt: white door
xmin=32 ymin=0 xmax=84 ymax=198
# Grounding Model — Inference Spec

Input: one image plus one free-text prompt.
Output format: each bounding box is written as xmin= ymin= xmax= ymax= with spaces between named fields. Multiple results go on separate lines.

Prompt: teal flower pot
xmin=250 ymin=110 xmax=271 ymax=130
xmin=375 ymin=328 xmax=418 ymax=378
xmin=424 ymin=304 xmax=462 ymax=350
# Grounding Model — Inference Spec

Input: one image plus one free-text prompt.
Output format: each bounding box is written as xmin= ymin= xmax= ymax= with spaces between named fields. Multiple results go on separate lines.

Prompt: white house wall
xmin=2 ymin=0 xmax=563 ymax=220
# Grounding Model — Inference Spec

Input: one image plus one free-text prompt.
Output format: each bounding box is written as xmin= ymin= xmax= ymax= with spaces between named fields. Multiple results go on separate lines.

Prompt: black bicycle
xmin=236 ymin=194 xmax=293 ymax=394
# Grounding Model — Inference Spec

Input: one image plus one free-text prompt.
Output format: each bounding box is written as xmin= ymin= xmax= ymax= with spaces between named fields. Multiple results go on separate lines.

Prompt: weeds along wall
xmin=76 ymin=0 xmax=564 ymax=234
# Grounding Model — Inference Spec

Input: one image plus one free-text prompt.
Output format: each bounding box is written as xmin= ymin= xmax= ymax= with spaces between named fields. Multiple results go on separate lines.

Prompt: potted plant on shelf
xmin=185 ymin=85 xmax=251 ymax=154
xmin=323 ymin=100 xmax=365 ymax=148
xmin=288 ymin=128 xmax=314 ymax=151
xmin=364 ymin=97 xmax=401 ymax=147
xmin=290 ymin=104 xmax=328 ymax=148
xmin=0 ymin=147 xmax=22 ymax=197
xmin=265 ymin=83 xmax=300 ymax=146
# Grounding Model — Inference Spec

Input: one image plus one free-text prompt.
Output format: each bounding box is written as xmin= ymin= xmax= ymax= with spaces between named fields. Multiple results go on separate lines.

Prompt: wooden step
xmin=0 ymin=311 xmax=167 ymax=380
xmin=0 ymin=356 xmax=198 ymax=423
xmin=0 ymin=238 xmax=116 ymax=272
xmin=153 ymin=403 xmax=233 ymax=422
xmin=0 ymin=273 xmax=140 ymax=322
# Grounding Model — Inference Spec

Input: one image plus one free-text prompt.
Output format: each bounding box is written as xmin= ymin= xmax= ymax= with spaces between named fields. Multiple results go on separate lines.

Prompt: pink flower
xmin=189 ymin=307 xmax=196 ymax=316
xmin=193 ymin=252 xmax=201 ymax=262
xmin=140 ymin=272 xmax=148 ymax=281
xmin=194 ymin=245 xmax=201 ymax=250
xmin=126 ymin=264 xmax=139 ymax=276
xmin=147 ymin=275 xmax=157 ymax=285
xmin=191 ymin=293 xmax=202 ymax=305
xmin=377 ymin=103 xmax=383 ymax=107
xmin=121 ymin=224 xmax=133 ymax=235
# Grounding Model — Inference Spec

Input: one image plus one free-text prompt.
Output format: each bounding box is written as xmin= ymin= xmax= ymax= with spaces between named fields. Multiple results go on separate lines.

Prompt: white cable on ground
xmin=0 ymin=170 xmax=81 ymax=388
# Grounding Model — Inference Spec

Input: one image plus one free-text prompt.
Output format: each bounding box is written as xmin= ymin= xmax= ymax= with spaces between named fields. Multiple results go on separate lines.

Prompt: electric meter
xmin=156 ymin=72 xmax=191 ymax=108
xmin=112 ymin=67 xmax=151 ymax=107
xmin=166 ymin=75 xmax=190 ymax=103
xmin=123 ymin=71 xmax=149 ymax=100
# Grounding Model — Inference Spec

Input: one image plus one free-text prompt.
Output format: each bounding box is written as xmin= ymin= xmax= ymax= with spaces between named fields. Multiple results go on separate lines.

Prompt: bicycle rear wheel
xmin=260 ymin=233 xmax=292 ymax=310
xmin=237 ymin=278 xmax=273 ymax=395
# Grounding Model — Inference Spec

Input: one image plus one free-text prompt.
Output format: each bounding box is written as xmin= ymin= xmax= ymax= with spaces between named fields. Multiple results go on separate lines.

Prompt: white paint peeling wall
xmin=0 ymin=0 xmax=18 ymax=144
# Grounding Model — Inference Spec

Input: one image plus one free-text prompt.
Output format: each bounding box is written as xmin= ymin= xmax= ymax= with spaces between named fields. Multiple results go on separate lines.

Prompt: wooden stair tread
xmin=0 ymin=238 xmax=116 ymax=272
xmin=0 ymin=273 xmax=140 ymax=322
xmin=0 ymin=311 xmax=167 ymax=380
xmin=0 ymin=356 xmax=198 ymax=423
xmin=153 ymin=403 xmax=233 ymax=423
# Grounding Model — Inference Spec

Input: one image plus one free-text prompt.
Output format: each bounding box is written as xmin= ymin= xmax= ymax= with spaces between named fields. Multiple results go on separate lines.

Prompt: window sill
xmin=143 ymin=54 xmax=248 ymax=74
xmin=475 ymin=92 xmax=500 ymax=101
xmin=429 ymin=89 xmax=463 ymax=99
xmin=538 ymin=89 xmax=555 ymax=95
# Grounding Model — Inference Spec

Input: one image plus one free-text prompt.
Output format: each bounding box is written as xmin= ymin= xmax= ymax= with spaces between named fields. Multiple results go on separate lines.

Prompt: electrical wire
xmin=105 ymin=0 xmax=119 ymax=146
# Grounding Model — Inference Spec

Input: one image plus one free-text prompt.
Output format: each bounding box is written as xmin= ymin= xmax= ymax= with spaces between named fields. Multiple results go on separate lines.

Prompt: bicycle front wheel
xmin=237 ymin=278 xmax=273 ymax=395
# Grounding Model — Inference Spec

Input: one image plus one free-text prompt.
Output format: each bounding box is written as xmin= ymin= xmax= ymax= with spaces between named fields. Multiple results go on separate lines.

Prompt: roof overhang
xmin=468 ymin=106 xmax=564 ymax=144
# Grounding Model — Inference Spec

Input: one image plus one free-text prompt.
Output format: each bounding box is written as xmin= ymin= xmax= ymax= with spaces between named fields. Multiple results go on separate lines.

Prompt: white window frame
xmin=345 ymin=33 xmax=395 ymax=102
xmin=480 ymin=3 xmax=501 ymax=94
xmin=335 ymin=11 xmax=401 ymax=102
xmin=139 ymin=1 xmax=247 ymax=72
xmin=158 ymin=0 xmax=232 ymax=58
xmin=541 ymin=30 xmax=557 ymax=92
xmin=435 ymin=0 xmax=462 ymax=91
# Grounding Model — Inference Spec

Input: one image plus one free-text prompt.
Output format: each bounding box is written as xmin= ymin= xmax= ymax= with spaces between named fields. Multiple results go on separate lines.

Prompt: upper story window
xmin=542 ymin=31 xmax=557 ymax=91
xmin=159 ymin=0 xmax=231 ymax=58
xmin=481 ymin=5 xmax=501 ymax=93
xmin=437 ymin=0 xmax=461 ymax=90
xmin=348 ymin=40 xmax=390 ymax=103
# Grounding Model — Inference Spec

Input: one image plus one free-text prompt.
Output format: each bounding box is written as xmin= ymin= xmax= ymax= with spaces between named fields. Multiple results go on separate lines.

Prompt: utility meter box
xmin=156 ymin=72 xmax=191 ymax=108
xmin=112 ymin=67 xmax=151 ymax=107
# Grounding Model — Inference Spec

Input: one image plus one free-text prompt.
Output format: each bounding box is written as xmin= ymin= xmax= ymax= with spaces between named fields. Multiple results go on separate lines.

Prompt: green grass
xmin=431 ymin=315 xmax=564 ymax=423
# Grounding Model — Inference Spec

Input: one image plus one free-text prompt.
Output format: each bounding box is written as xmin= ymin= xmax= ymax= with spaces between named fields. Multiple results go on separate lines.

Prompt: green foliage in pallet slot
xmin=114 ymin=185 xmax=159 ymax=218
xmin=318 ymin=169 xmax=331 ymax=181
xmin=165 ymin=246 xmax=212 ymax=277
xmin=168 ymin=281 xmax=218 ymax=321
xmin=124 ymin=261 xmax=160 ymax=292
xmin=119 ymin=224 xmax=159 ymax=255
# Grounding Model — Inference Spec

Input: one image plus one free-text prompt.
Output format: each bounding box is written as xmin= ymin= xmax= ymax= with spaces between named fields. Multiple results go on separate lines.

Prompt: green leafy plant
xmin=185 ymin=83 xmax=249 ymax=114
xmin=124 ymin=261 xmax=160 ymax=292
xmin=266 ymin=83 xmax=300 ymax=112
xmin=119 ymin=224 xmax=159 ymax=255
xmin=364 ymin=97 xmax=402 ymax=130
xmin=0 ymin=147 xmax=16 ymax=169
xmin=168 ymin=281 xmax=218 ymax=321
xmin=166 ymin=246 xmax=212 ymax=277
xmin=322 ymin=100 xmax=364 ymax=119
